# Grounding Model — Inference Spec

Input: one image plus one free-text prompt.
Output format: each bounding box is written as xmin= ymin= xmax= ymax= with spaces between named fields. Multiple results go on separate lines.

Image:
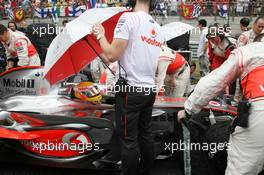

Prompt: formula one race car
xmin=0 ymin=66 xmax=237 ymax=172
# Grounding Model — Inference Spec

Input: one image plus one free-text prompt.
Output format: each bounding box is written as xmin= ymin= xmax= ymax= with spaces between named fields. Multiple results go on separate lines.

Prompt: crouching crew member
xmin=156 ymin=46 xmax=190 ymax=97
xmin=178 ymin=34 xmax=264 ymax=175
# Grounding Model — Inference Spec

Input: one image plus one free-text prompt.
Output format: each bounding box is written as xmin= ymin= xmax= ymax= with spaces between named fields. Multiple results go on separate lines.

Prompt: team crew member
xmin=207 ymin=25 xmax=236 ymax=71
xmin=164 ymin=53 xmax=189 ymax=97
xmin=178 ymin=34 xmax=264 ymax=175
xmin=197 ymin=19 xmax=209 ymax=77
xmin=92 ymin=0 xmax=165 ymax=174
xmin=0 ymin=24 xmax=40 ymax=70
xmin=156 ymin=46 xmax=190 ymax=97
xmin=237 ymin=16 xmax=264 ymax=47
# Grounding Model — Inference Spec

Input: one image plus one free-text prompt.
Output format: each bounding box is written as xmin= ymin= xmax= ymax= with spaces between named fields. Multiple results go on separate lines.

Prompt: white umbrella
xmin=162 ymin=22 xmax=195 ymax=41
xmin=65 ymin=7 xmax=126 ymax=43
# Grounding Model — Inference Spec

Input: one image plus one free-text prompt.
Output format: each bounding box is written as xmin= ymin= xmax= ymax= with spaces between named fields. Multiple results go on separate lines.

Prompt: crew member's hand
xmin=177 ymin=110 xmax=186 ymax=123
xmin=92 ymin=23 xmax=105 ymax=40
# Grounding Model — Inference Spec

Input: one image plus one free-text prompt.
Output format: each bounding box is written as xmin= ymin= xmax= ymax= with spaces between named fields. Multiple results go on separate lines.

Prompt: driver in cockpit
xmin=73 ymin=82 xmax=102 ymax=104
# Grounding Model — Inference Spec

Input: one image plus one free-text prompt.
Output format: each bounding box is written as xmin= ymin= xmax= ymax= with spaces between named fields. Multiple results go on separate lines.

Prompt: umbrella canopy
xmin=44 ymin=7 xmax=127 ymax=85
xmin=162 ymin=22 xmax=195 ymax=41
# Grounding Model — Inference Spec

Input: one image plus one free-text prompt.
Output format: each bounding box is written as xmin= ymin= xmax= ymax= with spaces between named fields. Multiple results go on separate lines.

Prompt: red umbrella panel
xmin=44 ymin=11 xmax=126 ymax=85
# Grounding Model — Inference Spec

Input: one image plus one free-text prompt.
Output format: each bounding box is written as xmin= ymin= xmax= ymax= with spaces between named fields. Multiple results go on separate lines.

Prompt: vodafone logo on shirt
xmin=151 ymin=29 xmax=157 ymax=38
xmin=141 ymin=28 xmax=162 ymax=47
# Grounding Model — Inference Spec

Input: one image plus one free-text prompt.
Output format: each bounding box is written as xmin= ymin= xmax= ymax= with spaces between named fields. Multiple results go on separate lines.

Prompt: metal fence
xmin=167 ymin=1 xmax=264 ymax=17
xmin=0 ymin=1 xmax=263 ymax=20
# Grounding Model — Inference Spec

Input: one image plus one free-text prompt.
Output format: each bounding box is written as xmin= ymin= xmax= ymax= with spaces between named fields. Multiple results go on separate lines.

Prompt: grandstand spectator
xmin=156 ymin=0 xmax=167 ymax=18
xmin=236 ymin=0 xmax=244 ymax=16
xmin=0 ymin=2 xmax=5 ymax=19
xmin=10 ymin=0 xmax=17 ymax=9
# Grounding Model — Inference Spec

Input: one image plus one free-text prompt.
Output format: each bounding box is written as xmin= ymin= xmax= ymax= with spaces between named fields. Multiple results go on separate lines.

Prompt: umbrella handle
xmin=83 ymin=37 xmax=116 ymax=76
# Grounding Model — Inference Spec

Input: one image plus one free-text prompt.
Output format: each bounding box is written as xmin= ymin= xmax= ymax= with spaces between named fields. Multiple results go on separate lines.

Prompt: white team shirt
xmin=114 ymin=11 xmax=165 ymax=87
xmin=197 ymin=27 xmax=208 ymax=57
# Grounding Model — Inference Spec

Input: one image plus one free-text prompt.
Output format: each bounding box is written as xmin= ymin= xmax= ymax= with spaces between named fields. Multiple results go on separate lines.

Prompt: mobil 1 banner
xmin=0 ymin=67 xmax=51 ymax=99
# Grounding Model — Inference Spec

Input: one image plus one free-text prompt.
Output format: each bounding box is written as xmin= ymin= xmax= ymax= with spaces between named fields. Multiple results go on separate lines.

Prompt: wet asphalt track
xmin=0 ymin=156 xmax=183 ymax=175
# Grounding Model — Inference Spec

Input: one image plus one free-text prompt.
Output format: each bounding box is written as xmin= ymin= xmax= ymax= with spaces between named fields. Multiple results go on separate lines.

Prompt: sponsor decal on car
xmin=3 ymin=78 xmax=35 ymax=88
xmin=209 ymin=101 xmax=221 ymax=107
xmin=20 ymin=130 xmax=100 ymax=157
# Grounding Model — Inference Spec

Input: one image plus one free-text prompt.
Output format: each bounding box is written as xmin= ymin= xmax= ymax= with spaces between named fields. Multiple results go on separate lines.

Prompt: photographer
xmin=92 ymin=0 xmax=164 ymax=174
xmin=178 ymin=33 xmax=264 ymax=175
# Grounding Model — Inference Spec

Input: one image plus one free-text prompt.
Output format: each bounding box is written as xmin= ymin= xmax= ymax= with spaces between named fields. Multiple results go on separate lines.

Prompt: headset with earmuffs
xmin=126 ymin=0 xmax=158 ymax=12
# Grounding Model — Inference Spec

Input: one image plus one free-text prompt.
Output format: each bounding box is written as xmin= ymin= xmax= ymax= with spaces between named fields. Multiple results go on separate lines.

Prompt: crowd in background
xmin=0 ymin=0 xmax=264 ymax=20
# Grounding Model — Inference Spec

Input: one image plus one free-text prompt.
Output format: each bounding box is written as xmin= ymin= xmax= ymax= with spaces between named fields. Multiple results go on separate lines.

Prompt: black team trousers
xmin=115 ymin=88 xmax=156 ymax=175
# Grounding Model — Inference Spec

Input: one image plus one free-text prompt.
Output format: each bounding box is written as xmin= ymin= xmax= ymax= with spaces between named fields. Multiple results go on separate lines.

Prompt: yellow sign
xmin=14 ymin=9 xmax=25 ymax=22
xmin=183 ymin=6 xmax=189 ymax=17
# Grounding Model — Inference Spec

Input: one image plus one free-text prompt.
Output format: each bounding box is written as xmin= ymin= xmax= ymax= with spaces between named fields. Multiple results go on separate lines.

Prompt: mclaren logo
xmin=62 ymin=132 xmax=90 ymax=145
xmin=3 ymin=78 xmax=35 ymax=88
